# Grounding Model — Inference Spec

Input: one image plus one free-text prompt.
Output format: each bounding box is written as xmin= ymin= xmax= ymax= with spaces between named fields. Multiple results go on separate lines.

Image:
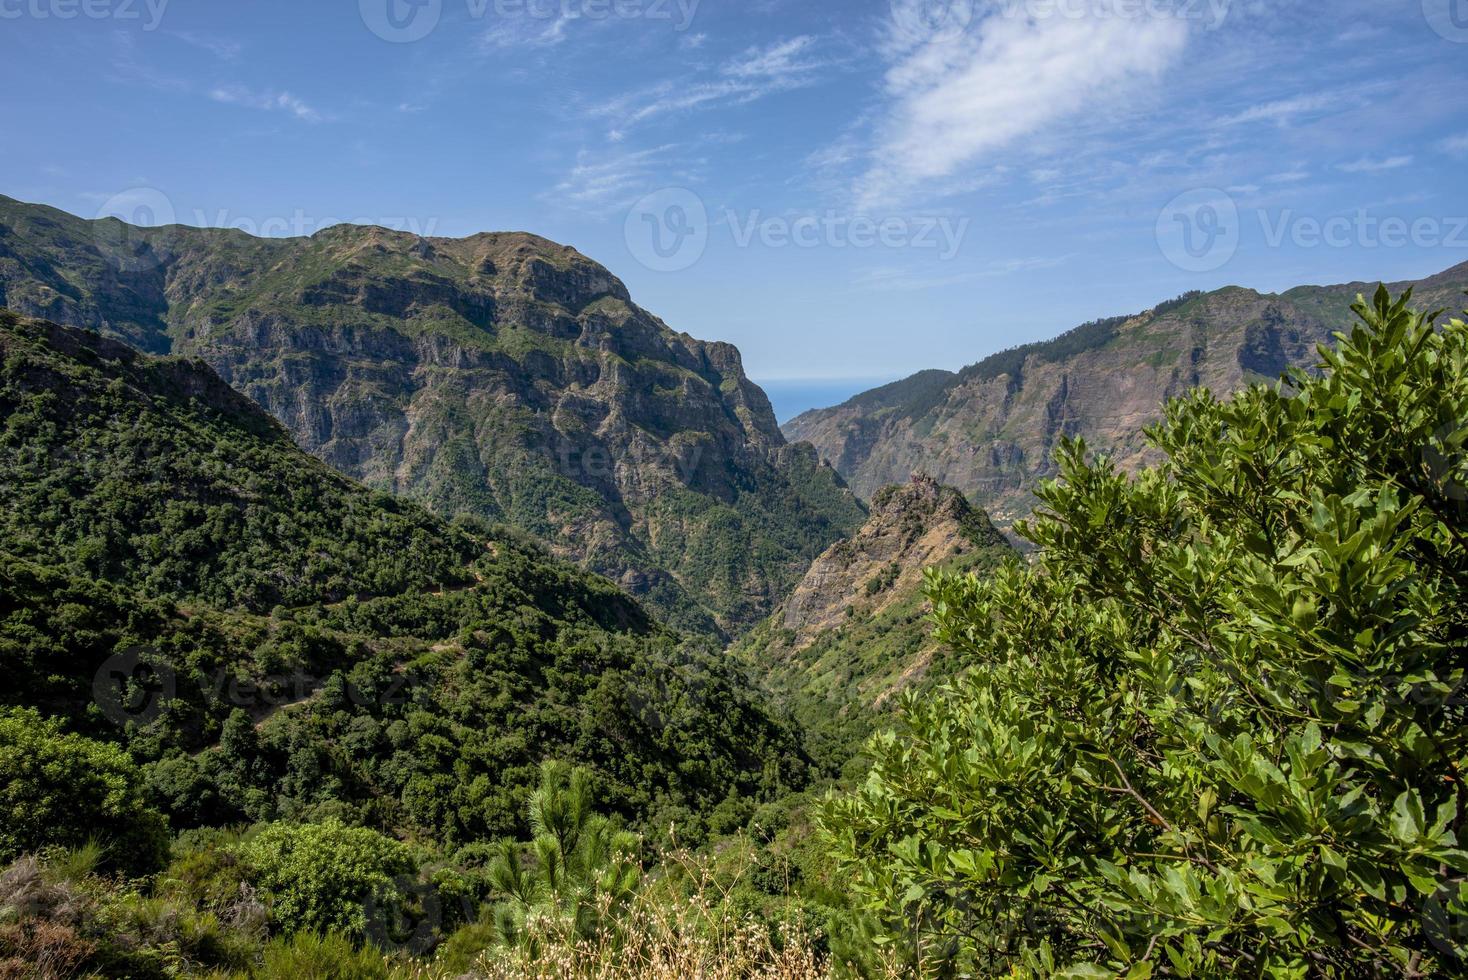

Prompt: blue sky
xmin=2 ymin=0 xmax=1466 ymax=394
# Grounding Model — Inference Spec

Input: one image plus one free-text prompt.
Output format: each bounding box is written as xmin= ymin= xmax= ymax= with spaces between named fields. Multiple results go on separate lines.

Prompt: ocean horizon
xmin=756 ymin=377 xmax=900 ymax=427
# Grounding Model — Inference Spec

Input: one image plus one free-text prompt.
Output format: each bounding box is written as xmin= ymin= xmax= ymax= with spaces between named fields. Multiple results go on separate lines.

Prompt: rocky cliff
xmin=786 ymin=263 xmax=1468 ymax=527
xmin=735 ymin=475 xmax=1012 ymax=768
xmin=0 ymin=195 xmax=864 ymax=636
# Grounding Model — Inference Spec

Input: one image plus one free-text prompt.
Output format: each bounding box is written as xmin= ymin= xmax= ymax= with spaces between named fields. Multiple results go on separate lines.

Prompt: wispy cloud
xmin=210 ymin=86 xmax=323 ymax=123
xmin=1337 ymin=155 xmax=1413 ymax=175
xmin=170 ymin=30 xmax=243 ymax=60
xmin=855 ymin=254 xmax=1070 ymax=292
xmin=1266 ymin=167 xmax=1311 ymax=183
xmin=1217 ymin=93 xmax=1336 ymax=127
xmin=596 ymin=35 xmax=834 ymax=129
xmin=479 ymin=9 xmax=576 ymax=50
xmin=108 ymin=30 xmax=190 ymax=93
xmin=1441 ymin=134 xmax=1468 ymax=159
xmin=548 ymin=143 xmax=693 ymax=215
xmin=851 ymin=4 xmax=1188 ymax=209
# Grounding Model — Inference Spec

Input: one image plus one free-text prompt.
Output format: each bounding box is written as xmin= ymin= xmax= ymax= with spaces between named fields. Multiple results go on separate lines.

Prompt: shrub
xmin=237 ymin=820 xmax=416 ymax=940
xmin=0 ymin=708 xmax=169 ymax=875
xmin=823 ymin=289 xmax=1468 ymax=976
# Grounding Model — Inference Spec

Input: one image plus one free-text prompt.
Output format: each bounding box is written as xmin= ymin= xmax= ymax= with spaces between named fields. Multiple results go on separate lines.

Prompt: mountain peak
xmin=0 ymin=196 xmax=864 ymax=635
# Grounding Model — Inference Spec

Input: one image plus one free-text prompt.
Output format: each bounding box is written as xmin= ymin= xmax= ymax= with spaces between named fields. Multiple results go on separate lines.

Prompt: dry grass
xmin=394 ymin=841 xmax=908 ymax=980
xmin=0 ymin=857 xmax=97 ymax=980
xmin=464 ymin=902 xmax=831 ymax=980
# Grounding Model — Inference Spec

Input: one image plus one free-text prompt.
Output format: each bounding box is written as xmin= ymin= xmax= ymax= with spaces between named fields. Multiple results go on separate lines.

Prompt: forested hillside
xmin=0 ymin=311 xmax=806 ymax=849
xmin=0 ymin=196 xmax=864 ymax=636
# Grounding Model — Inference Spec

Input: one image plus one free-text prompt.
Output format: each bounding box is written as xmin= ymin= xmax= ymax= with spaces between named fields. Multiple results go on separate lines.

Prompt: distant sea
xmin=755 ymin=377 xmax=899 ymax=427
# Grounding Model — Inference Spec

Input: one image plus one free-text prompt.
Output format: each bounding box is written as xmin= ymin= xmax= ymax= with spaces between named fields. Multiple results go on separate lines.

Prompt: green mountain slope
xmin=0 ymin=195 xmax=864 ymax=637
xmin=734 ymin=476 xmax=1013 ymax=770
xmin=785 ymin=263 xmax=1468 ymax=526
xmin=0 ymin=311 xmax=807 ymax=843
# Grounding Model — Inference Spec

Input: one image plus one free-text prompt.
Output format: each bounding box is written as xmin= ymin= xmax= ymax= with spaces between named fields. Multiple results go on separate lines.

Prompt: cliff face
xmin=786 ymin=264 xmax=1468 ymax=527
xmin=735 ymin=476 xmax=1012 ymax=766
xmin=0 ymin=196 xmax=864 ymax=636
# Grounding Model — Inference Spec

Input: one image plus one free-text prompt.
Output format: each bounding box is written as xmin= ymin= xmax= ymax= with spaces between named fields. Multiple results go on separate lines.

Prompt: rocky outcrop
xmin=735 ymin=475 xmax=1012 ymax=764
xmin=0 ymin=196 xmax=865 ymax=636
xmin=786 ymin=263 xmax=1468 ymax=527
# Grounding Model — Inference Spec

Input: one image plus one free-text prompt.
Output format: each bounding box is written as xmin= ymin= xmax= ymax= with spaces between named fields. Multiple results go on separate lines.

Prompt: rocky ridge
xmin=734 ymin=475 xmax=1012 ymax=767
xmin=786 ymin=263 xmax=1468 ymax=527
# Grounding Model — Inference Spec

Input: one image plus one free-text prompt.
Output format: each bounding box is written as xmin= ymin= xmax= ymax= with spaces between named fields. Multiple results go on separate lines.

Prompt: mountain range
xmin=786 ymin=261 xmax=1468 ymax=527
xmin=0 ymin=195 xmax=863 ymax=638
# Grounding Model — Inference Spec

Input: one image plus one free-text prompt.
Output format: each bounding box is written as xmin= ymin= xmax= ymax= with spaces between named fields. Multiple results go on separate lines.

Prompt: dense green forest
xmin=3 ymin=287 xmax=1467 ymax=977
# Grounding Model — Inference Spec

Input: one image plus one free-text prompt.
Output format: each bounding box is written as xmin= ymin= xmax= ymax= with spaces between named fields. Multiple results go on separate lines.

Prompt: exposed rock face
xmin=735 ymin=475 xmax=1012 ymax=764
xmin=786 ymin=264 xmax=1468 ymax=527
xmin=0 ymin=196 xmax=864 ymax=636
xmin=777 ymin=475 xmax=1000 ymax=650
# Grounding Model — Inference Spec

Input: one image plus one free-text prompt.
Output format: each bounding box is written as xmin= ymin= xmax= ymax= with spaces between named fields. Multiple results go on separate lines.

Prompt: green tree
xmin=823 ymin=289 xmax=1468 ymax=977
xmin=486 ymin=761 xmax=642 ymax=954
xmin=238 ymin=818 xmax=416 ymax=939
xmin=0 ymin=707 xmax=169 ymax=874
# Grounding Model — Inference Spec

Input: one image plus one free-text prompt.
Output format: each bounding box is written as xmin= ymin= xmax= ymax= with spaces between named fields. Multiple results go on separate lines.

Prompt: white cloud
xmin=548 ymin=144 xmax=689 ymax=214
xmin=1441 ymin=134 xmax=1468 ymax=159
xmin=597 ymin=36 xmax=832 ymax=128
xmin=723 ymin=35 xmax=821 ymax=79
xmin=1218 ymin=93 xmax=1336 ymax=127
xmin=1266 ymin=168 xmax=1310 ymax=183
xmin=853 ymin=5 xmax=1188 ymax=208
xmin=170 ymin=30 xmax=243 ymax=60
xmin=479 ymin=9 xmax=575 ymax=50
xmin=210 ymin=86 xmax=323 ymax=123
xmin=1336 ymin=155 xmax=1413 ymax=175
